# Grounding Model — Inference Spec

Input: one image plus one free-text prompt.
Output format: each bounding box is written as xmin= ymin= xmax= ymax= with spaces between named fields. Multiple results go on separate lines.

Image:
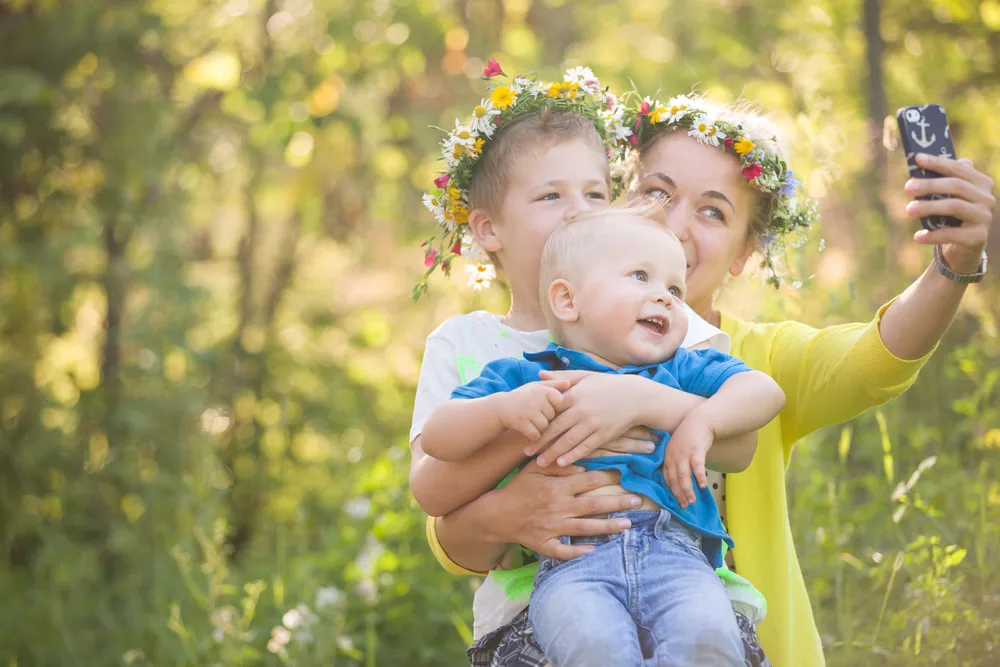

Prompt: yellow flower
xmin=546 ymin=82 xmax=562 ymax=98
xmin=560 ymin=81 xmax=580 ymax=98
xmin=450 ymin=205 xmax=469 ymax=224
xmin=445 ymin=187 xmax=463 ymax=204
xmin=648 ymin=106 xmax=668 ymax=124
xmin=734 ymin=137 xmax=755 ymax=156
xmin=470 ymin=138 xmax=485 ymax=157
xmin=490 ymin=85 xmax=516 ymax=109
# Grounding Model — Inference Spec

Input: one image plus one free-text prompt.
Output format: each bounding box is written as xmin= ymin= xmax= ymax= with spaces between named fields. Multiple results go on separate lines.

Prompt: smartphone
xmin=895 ymin=104 xmax=960 ymax=230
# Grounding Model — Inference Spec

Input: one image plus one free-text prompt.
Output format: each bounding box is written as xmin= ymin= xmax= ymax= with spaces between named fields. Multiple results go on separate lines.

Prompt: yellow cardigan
xmin=425 ymin=301 xmax=933 ymax=667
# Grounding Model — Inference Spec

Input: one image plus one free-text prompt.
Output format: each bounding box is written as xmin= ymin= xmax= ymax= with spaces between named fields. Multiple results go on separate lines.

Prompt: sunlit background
xmin=1 ymin=0 xmax=999 ymax=664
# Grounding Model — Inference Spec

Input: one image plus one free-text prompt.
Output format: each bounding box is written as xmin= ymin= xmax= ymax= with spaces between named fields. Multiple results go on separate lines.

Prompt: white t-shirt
xmin=410 ymin=305 xmax=735 ymax=639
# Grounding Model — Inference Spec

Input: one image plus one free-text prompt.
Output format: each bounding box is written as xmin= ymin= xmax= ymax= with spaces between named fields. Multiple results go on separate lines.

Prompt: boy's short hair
xmin=469 ymin=109 xmax=610 ymax=268
xmin=538 ymin=200 xmax=670 ymax=337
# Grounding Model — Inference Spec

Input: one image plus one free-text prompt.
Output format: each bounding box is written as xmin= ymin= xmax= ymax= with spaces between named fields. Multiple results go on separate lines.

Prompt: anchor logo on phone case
xmin=895 ymin=104 xmax=960 ymax=230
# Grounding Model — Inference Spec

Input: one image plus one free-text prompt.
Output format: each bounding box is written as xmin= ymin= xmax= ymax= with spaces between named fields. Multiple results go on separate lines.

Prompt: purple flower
xmin=778 ymin=170 xmax=801 ymax=197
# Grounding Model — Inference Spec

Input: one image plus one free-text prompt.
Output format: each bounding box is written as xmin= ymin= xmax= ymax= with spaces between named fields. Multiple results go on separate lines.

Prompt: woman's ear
xmin=729 ymin=235 xmax=756 ymax=277
xmin=468 ymin=208 xmax=503 ymax=253
xmin=547 ymin=279 xmax=579 ymax=324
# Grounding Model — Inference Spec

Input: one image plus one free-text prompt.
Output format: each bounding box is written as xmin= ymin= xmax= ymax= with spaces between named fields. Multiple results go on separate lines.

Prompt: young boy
xmin=421 ymin=208 xmax=785 ymax=666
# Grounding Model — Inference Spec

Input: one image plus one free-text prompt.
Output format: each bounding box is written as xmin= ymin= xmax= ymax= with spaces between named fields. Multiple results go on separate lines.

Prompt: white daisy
xmin=512 ymin=76 xmax=539 ymax=97
xmin=422 ymin=193 xmax=444 ymax=219
xmin=465 ymin=262 xmax=496 ymax=290
xmin=461 ymin=234 xmax=487 ymax=262
xmin=665 ymin=95 xmax=696 ymax=123
xmin=601 ymin=107 xmax=632 ymax=142
xmin=564 ymin=66 xmax=595 ymax=85
xmin=443 ymin=121 xmax=478 ymax=167
xmin=471 ymin=99 xmax=501 ymax=137
xmin=688 ymin=114 xmax=726 ymax=147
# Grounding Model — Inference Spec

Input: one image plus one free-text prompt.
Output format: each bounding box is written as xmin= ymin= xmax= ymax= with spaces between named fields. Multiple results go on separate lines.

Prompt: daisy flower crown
xmin=414 ymin=60 xmax=630 ymax=300
xmin=619 ymin=93 xmax=820 ymax=287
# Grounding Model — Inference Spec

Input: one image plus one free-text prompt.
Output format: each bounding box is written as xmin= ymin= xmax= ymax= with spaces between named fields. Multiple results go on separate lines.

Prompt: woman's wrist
xmin=941 ymin=243 xmax=987 ymax=275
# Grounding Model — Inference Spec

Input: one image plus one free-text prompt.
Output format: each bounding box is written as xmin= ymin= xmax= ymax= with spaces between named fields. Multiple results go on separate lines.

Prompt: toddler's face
xmin=569 ymin=220 xmax=689 ymax=368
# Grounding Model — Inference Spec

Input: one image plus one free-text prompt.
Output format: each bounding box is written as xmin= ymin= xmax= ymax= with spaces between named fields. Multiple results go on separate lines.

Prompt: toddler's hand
xmin=529 ymin=371 xmax=643 ymax=467
xmin=498 ymin=380 xmax=569 ymax=441
xmin=663 ymin=416 xmax=713 ymax=509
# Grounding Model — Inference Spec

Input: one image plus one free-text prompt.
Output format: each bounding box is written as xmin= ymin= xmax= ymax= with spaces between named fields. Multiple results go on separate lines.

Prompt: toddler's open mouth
xmin=637 ymin=316 xmax=668 ymax=335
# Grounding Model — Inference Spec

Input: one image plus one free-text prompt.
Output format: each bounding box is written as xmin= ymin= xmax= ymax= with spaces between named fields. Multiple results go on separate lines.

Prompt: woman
xmin=418 ymin=95 xmax=995 ymax=666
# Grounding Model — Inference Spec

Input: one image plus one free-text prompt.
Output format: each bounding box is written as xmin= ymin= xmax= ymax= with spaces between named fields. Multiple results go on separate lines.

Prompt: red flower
xmin=433 ymin=173 xmax=450 ymax=189
xmin=639 ymin=100 xmax=651 ymax=115
xmin=741 ymin=163 xmax=763 ymax=181
xmin=450 ymin=239 xmax=462 ymax=255
xmin=424 ymin=248 xmax=439 ymax=268
xmin=724 ymin=137 xmax=734 ymax=150
xmin=483 ymin=58 xmax=503 ymax=78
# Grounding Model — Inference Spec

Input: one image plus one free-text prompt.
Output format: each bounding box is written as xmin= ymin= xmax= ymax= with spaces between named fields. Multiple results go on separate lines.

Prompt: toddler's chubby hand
xmin=528 ymin=371 xmax=645 ymax=467
xmin=663 ymin=416 xmax=713 ymax=509
xmin=498 ymin=380 xmax=570 ymax=441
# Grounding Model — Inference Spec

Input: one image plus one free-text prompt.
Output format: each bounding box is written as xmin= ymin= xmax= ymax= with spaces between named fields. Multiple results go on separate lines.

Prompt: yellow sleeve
xmin=770 ymin=298 xmax=935 ymax=452
xmin=425 ymin=515 xmax=489 ymax=576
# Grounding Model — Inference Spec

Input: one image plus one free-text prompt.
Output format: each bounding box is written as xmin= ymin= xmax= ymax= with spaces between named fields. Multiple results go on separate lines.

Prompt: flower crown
xmin=414 ymin=60 xmax=628 ymax=300
xmin=619 ymin=93 xmax=820 ymax=287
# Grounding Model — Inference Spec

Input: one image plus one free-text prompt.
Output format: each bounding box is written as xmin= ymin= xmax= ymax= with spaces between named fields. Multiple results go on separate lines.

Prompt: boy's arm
xmin=411 ymin=431 xmax=528 ymax=517
xmin=412 ymin=427 xmax=659 ymax=517
xmin=421 ymin=396 xmax=510 ymax=463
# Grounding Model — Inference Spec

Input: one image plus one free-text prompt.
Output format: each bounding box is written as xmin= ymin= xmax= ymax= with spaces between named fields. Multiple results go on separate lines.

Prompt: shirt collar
xmin=524 ymin=342 xmax=666 ymax=374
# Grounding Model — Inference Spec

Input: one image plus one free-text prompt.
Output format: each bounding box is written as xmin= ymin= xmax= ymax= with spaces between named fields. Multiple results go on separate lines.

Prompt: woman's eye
xmin=645 ymin=188 xmax=669 ymax=200
xmin=630 ymin=270 xmax=648 ymax=282
xmin=586 ymin=190 xmax=607 ymax=200
xmin=668 ymin=286 xmax=682 ymax=298
xmin=700 ymin=206 xmax=725 ymax=222
xmin=540 ymin=193 xmax=559 ymax=201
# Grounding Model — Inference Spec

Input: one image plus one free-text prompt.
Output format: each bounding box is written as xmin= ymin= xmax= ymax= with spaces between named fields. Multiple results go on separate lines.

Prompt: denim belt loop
xmin=652 ymin=509 xmax=673 ymax=540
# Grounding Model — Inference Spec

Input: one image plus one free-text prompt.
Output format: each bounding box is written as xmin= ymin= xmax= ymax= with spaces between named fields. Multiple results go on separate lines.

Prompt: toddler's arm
xmin=664 ymin=370 xmax=784 ymax=506
xmin=692 ymin=370 xmax=785 ymax=442
xmin=422 ymin=380 xmax=567 ymax=462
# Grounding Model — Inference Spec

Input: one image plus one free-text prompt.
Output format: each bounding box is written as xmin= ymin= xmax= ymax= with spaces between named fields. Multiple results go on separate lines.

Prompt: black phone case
xmin=896 ymin=104 xmax=960 ymax=230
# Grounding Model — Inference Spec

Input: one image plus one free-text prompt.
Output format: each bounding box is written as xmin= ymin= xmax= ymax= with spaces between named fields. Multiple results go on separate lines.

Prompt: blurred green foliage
xmin=0 ymin=0 xmax=998 ymax=665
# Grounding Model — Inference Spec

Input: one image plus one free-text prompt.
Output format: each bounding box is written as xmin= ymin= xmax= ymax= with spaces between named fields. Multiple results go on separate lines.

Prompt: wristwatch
xmin=934 ymin=245 xmax=988 ymax=284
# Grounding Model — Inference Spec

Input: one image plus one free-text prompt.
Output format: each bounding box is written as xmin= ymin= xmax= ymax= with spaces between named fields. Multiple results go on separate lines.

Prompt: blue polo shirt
xmin=450 ymin=342 xmax=753 ymax=568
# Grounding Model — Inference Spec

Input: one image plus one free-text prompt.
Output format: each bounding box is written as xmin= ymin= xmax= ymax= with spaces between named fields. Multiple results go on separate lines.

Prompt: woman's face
xmin=633 ymin=132 xmax=759 ymax=318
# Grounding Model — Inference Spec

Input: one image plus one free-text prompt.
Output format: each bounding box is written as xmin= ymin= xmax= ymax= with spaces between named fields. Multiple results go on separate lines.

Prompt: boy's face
xmin=489 ymin=139 xmax=610 ymax=301
xmin=564 ymin=220 xmax=689 ymax=368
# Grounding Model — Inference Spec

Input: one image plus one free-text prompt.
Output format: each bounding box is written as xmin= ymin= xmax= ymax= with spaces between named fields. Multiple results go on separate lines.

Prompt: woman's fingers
xmin=537 ymin=540 xmax=594 ymax=561
xmin=906 ymin=197 xmax=990 ymax=228
xmin=915 ymin=153 xmax=995 ymax=190
xmin=558 ymin=469 xmax=623 ymax=496
xmin=906 ymin=176 xmax=996 ymax=207
xmin=913 ymin=225 xmax=989 ymax=248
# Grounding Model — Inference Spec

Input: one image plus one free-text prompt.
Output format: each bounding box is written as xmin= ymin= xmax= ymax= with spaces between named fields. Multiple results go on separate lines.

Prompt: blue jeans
xmin=528 ymin=510 xmax=745 ymax=667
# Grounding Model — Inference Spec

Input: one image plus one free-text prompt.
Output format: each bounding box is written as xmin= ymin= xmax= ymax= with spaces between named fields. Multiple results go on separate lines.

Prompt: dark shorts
xmin=467 ymin=607 xmax=771 ymax=667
